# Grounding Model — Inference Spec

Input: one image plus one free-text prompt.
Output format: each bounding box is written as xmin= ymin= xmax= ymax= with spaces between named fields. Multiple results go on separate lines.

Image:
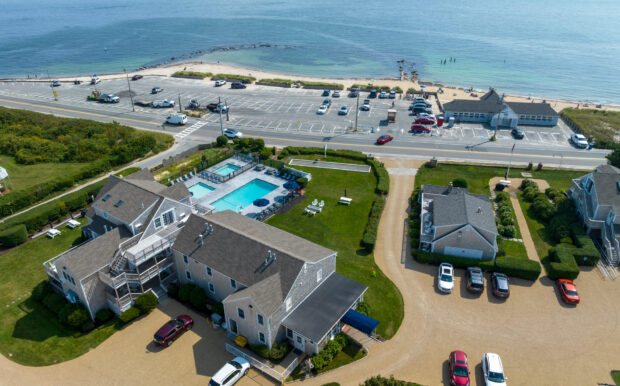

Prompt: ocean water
xmin=1 ymin=0 xmax=619 ymax=103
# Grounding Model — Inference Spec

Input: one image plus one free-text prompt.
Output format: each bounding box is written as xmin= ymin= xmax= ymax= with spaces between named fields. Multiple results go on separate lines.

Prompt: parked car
xmin=322 ymin=89 xmax=330 ymax=96
xmin=51 ymin=79 xmax=61 ymax=87
xmin=482 ymin=353 xmax=507 ymax=386
xmin=511 ymin=128 xmax=525 ymax=139
xmin=317 ymin=105 xmax=328 ymax=115
xmin=379 ymin=90 xmax=388 ymax=99
xmin=389 ymin=90 xmax=396 ymax=99
xmin=131 ymin=74 xmax=143 ymax=81
xmin=491 ymin=272 xmax=510 ymax=298
xmin=223 ymin=128 xmax=243 ymax=139
xmin=165 ymin=113 xmax=187 ymax=125
xmin=466 ymin=267 xmax=484 ymax=293
xmin=348 ymin=87 xmax=359 ymax=98
xmin=152 ymin=99 xmax=175 ymax=108
xmin=151 ymin=87 xmax=163 ymax=94
xmin=322 ymin=98 xmax=332 ymax=107
xmin=215 ymin=80 xmax=226 ymax=87
xmin=369 ymin=89 xmax=378 ymax=98
xmin=332 ymin=90 xmax=340 ymax=98
xmin=437 ymin=262 xmax=454 ymax=293
xmin=411 ymin=124 xmax=431 ymax=133
xmin=449 ymin=350 xmax=470 ymax=386
xmin=100 ymin=93 xmax=120 ymax=103
xmin=556 ymin=278 xmax=580 ymax=304
xmin=413 ymin=97 xmax=432 ymax=107
xmin=571 ymin=133 xmax=588 ymax=148
xmin=413 ymin=106 xmax=433 ymax=114
xmin=376 ymin=135 xmax=393 ymax=144
xmin=209 ymin=357 xmax=250 ymax=386
xmin=415 ymin=117 xmax=436 ymax=125
xmin=338 ymin=105 xmax=349 ymax=115
xmin=153 ymin=315 xmax=193 ymax=346
xmin=90 ymin=76 xmax=101 ymax=85
xmin=360 ymin=99 xmax=370 ymax=111
xmin=231 ymin=82 xmax=246 ymax=89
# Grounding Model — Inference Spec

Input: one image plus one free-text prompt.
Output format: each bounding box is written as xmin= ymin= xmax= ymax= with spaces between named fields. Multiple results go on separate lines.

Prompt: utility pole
xmin=178 ymin=93 xmax=182 ymax=113
xmin=124 ymin=69 xmax=135 ymax=112
xmin=354 ymin=91 xmax=360 ymax=132
xmin=225 ymin=99 xmax=229 ymax=121
xmin=505 ymin=143 xmax=515 ymax=179
xmin=218 ymin=96 xmax=224 ymax=135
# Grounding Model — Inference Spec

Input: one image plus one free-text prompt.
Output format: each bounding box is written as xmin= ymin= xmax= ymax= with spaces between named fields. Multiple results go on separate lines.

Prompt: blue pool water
xmin=214 ymin=163 xmax=240 ymax=176
xmin=211 ymin=179 xmax=278 ymax=212
xmin=188 ymin=182 xmax=215 ymax=199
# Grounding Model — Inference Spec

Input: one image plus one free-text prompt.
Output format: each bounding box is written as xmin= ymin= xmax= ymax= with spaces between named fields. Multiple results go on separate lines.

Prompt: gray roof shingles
xmin=592 ymin=171 xmax=620 ymax=213
xmin=506 ymin=102 xmax=558 ymax=116
xmin=443 ymin=99 xmax=504 ymax=114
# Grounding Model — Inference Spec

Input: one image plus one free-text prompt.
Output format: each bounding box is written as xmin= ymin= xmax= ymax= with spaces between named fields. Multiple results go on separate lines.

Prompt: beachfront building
xmin=569 ymin=164 xmax=620 ymax=265
xmin=443 ymin=88 xmax=559 ymax=128
xmin=419 ymin=184 xmax=498 ymax=260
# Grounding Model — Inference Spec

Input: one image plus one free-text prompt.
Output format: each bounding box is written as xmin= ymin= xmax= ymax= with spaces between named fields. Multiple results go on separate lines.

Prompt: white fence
xmin=225 ymin=343 xmax=286 ymax=384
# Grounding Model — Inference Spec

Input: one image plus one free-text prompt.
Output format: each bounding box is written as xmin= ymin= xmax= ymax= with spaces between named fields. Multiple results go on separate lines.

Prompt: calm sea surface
xmin=1 ymin=0 xmax=620 ymax=103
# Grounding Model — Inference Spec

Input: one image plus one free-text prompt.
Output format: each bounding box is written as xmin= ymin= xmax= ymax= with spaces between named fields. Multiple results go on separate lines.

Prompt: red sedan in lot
xmin=376 ymin=134 xmax=394 ymax=144
xmin=411 ymin=124 xmax=431 ymax=133
xmin=557 ymin=278 xmax=580 ymax=304
xmin=449 ymin=350 xmax=470 ymax=386
xmin=415 ymin=117 xmax=435 ymax=125
xmin=154 ymin=315 xmax=194 ymax=346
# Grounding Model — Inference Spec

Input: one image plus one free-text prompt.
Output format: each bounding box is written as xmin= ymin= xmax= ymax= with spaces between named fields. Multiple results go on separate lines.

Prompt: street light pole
xmin=354 ymin=91 xmax=360 ymax=132
xmin=124 ymin=69 xmax=135 ymax=112
xmin=178 ymin=93 xmax=182 ymax=113
xmin=218 ymin=96 xmax=224 ymax=135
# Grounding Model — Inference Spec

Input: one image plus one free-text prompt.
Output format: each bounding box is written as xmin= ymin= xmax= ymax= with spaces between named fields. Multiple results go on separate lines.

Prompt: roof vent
xmin=209 ymin=224 xmax=213 ymax=235
xmin=204 ymin=222 xmax=209 ymax=234
xmin=264 ymin=250 xmax=277 ymax=267
xmin=477 ymin=207 xmax=482 ymax=213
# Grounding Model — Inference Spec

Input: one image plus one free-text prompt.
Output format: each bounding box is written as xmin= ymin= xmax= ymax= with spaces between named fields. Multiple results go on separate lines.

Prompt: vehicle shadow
xmin=146 ymin=340 xmax=165 ymax=353
xmin=459 ymin=273 xmax=482 ymax=300
xmin=474 ymin=363 xmax=486 ymax=386
xmin=485 ymin=275 xmax=506 ymax=304
xmin=442 ymin=359 xmax=451 ymax=385
xmin=538 ymin=276 xmax=576 ymax=308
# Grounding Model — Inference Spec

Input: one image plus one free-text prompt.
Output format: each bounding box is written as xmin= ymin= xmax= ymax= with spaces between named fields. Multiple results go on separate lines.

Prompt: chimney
xmin=103 ymin=224 xmax=108 ymax=233
xmin=204 ymin=222 xmax=209 ymax=234
xmin=477 ymin=207 xmax=482 ymax=213
xmin=209 ymin=224 xmax=213 ymax=235
xmin=199 ymin=234 xmax=203 ymax=246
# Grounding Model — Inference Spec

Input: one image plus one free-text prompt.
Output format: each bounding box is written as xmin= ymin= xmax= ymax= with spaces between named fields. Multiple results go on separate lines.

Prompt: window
xmin=229 ymin=319 xmax=238 ymax=334
xmin=62 ymin=271 xmax=76 ymax=286
xmin=102 ymin=194 xmax=111 ymax=202
xmin=287 ymin=328 xmax=293 ymax=338
xmin=316 ymin=269 xmax=323 ymax=283
xmin=285 ymin=297 xmax=292 ymax=311
xmin=258 ymin=332 xmax=266 ymax=344
xmin=257 ymin=314 xmax=264 ymax=326
xmin=230 ymin=279 xmax=237 ymax=289
xmin=103 ymin=212 xmax=108 ymax=219
xmin=154 ymin=217 xmax=162 ymax=229
xmin=223 ymin=371 xmax=239 ymax=385
xmin=206 ymin=266 xmax=212 ymax=277
xmin=208 ymin=282 xmax=215 ymax=294
xmin=237 ymin=308 xmax=245 ymax=319
xmin=185 ymin=270 xmax=192 ymax=281
xmin=183 ymin=255 xmax=188 ymax=264
xmin=162 ymin=210 xmax=175 ymax=226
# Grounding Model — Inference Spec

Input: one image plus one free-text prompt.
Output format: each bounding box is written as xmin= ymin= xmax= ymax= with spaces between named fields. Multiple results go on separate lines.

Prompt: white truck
xmin=165 ymin=113 xmax=187 ymax=125
xmin=152 ymin=99 xmax=175 ymax=108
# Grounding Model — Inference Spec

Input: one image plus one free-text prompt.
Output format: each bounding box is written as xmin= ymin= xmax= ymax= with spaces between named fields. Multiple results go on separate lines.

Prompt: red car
xmin=556 ymin=278 xmax=580 ymax=304
xmin=411 ymin=124 xmax=431 ymax=133
xmin=376 ymin=134 xmax=394 ymax=144
xmin=415 ymin=117 xmax=435 ymax=125
xmin=154 ymin=315 xmax=194 ymax=346
xmin=449 ymin=350 xmax=470 ymax=386
xmin=131 ymin=74 xmax=143 ymax=81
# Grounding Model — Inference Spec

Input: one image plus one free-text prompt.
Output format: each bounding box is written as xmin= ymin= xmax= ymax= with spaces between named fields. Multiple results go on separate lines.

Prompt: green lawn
xmin=0 ymin=155 xmax=89 ymax=192
xmin=154 ymin=148 xmax=226 ymax=183
xmin=318 ymin=341 xmax=366 ymax=374
xmin=0 ymin=219 xmax=119 ymax=366
xmin=612 ymin=370 xmax=620 ymax=385
xmin=561 ymin=108 xmax=620 ymax=149
xmin=267 ymin=165 xmax=403 ymax=339
xmin=518 ymin=194 xmax=556 ymax=259
xmin=498 ymin=238 xmax=528 ymax=259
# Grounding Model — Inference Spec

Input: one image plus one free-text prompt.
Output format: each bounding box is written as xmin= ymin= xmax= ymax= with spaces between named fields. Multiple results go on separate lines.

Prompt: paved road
xmin=0 ymin=78 xmax=610 ymax=169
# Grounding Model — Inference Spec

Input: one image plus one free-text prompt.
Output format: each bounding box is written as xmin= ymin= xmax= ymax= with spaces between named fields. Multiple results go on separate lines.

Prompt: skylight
xmin=102 ymin=194 xmax=111 ymax=201
xmin=113 ymin=200 xmax=124 ymax=207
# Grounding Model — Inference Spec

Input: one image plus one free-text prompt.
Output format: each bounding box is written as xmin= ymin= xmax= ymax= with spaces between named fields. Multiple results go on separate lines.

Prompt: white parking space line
xmin=305 ymin=104 xmax=314 ymax=114
xmin=266 ymin=121 xmax=274 ymax=129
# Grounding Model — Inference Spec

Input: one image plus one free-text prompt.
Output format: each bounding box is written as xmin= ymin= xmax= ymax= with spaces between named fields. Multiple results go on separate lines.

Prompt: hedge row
xmin=311 ymin=334 xmax=349 ymax=371
xmin=351 ymin=84 xmax=400 ymax=92
xmin=547 ymin=226 xmax=601 ymax=280
xmin=299 ymin=81 xmax=344 ymax=90
xmin=172 ymin=71 xmax=213 ymax=79
xmin=368 ymin=159 xmax=390 ymax=195
xmin=362 ymin=197 xmax=385 ymax=251
xmin=0 ymin=224 xmax=27 ymax=246
xmin=211 ymin=74 xmax=256 ymax=83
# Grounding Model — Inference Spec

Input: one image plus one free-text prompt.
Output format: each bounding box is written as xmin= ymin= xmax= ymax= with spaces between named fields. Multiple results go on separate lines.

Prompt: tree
xmin=134 ymin=292 xmax=158 ymax=315
xmin=216 ymin=135 xmax=228 ymax=147
xmin=607 ymin=145 xmax=620 ymax=168
xmin=190 ymin=286 xmax=207 ymax=311
xmin=452 ymin=178 xmax=467 ymax=188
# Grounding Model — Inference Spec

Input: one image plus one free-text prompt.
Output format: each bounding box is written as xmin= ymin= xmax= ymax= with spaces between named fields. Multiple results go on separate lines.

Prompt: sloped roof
xmin=592 ymin=169 xmax=620 ymax=213
xmin=443 ymin=99 xmax=504 ymax=114
xmin=92 ymin=176 xmax=160 ymax=224
xmin=506 ymin=102 xmax=558 ymax=116
xmin=161 ymin=183 xmax=190 ymax=201
xmin=481 ymin=88 xmax=501 ymax=103
xmin=224 ymin=273 xmax=284 ymax=315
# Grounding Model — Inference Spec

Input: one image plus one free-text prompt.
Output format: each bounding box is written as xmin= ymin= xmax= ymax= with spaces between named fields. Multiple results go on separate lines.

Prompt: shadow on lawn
xmin=13 ymin=297 xmax=78 ymax=342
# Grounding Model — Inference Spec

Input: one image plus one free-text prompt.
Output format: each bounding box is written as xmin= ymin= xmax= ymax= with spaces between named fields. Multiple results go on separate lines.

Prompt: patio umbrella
xmin=283 ymin=181 xmax=299 ymax=190
xmin=253 ymin=198 xmax=269 ymax=207
xmin=420 ymin=85 xmax=426 ymax=88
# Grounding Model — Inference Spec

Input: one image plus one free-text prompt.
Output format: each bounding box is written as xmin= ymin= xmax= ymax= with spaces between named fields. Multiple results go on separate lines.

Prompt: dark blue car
xmin=322 ymin=89 xmax=330 ymax=96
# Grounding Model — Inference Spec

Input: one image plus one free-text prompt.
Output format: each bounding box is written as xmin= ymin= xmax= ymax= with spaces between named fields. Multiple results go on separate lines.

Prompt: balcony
xmin=99 ymin=255 xmax=174 ymax=288
xmin=124 ymin=226 xmax=181 ymax=265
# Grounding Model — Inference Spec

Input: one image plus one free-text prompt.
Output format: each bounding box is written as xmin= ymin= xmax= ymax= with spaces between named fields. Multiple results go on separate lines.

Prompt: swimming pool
xmin=211 ymin=179 xmax=278 ymax=212
xmin=214 ymin=163 xmax=241 ymax=176
xmin=188 ymin=182 xmax=215 ymax=199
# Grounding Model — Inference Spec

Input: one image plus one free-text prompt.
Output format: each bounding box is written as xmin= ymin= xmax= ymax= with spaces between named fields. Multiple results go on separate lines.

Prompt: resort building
xmin=569 ymin=164 xmax=620 ymax=265
xmin=419 ymin=184 xmax=498 ymax=260
xmin=443 ymin=88 xmax=559 ymax=128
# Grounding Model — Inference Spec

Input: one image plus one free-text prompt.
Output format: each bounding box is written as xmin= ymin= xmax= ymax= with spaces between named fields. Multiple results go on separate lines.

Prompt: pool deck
xmin=184 ymin=161 xmax=290 ymax=217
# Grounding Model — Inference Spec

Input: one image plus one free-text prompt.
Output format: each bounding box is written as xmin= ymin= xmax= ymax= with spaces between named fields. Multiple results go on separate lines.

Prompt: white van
xmin=165 ymin=113 xmax=187 ymax=125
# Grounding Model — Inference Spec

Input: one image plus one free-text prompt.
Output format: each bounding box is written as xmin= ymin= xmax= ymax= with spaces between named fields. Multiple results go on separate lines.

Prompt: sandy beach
xmin=33 ymin=60 xmax=620 ymax=113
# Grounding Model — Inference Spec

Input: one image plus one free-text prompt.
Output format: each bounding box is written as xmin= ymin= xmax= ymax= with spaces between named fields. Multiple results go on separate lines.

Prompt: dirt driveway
xmin=0 ymin=298 xmax=276 ymax=386
xmin=304 ymin=159 xmax=620 ymax=386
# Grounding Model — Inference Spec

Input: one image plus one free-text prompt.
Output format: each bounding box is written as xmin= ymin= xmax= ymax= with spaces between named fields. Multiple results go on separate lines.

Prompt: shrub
xmin=167 ymin=282 xmax=180 ymax=299
xmin=522 ymin=186 xmax=539 ymax=202
xmin=43 ymin=292 xmax=66 ymax=315
xmin=190 ymin=286 xmax=208 ymax=311
xmin=178 ymin=283 xmax=196 ymax=302
xmin=499 ymin=225 xmax=516 ymax=238
xmin=59 ymin=303 xmax=90 ymax=328
xmin=0 ymin=224 xmax=28 ymax=246
xmin=520 ymin=179 xmax=538 ymax=190
xmin=81 ymin=320 xmax=95 ymax=333
xmin=494 ymin=257 xmax=541 ymax=281
xmin=494 ymin=192 xmax=509 ymax=203
xmin=250 ymin=344 xmax=270 ymax=359
xmin=537 ymin=162 xmax=543 ymax=170
xmin=31 ymin=281 xmax=53 ymax=302
xmin=532 ymin=197 xmax=556 ymax=221
xmin=119 ymin=306 xmax=141 ymax=324
xmin=311 ymin=353 xmax=328 ymax=371
xmin=270 ymin=342 xmax=289 ymax=360
xmin=296 ymin=177 xmax=308 ymax=189
xmin=172 ymin=71 xmax=212 ymax=79
xmin=545 ymin=187 xmax=565 ymax=202
xmin=356 ymin=301 xmax=370 ymax=316
xmin=363 ymin=375 xmax=421 ymax=386
xmin=216 ymin=135 xmax=228 ymax=147
xmin=134 ymin=292 xmax=158 ymax=315
xmin=452 ymin=178 xmax=467 ymax=188
xmin=499 ymin=213 xmax=514 ymax=226
xmin=259 ymin=147 xmax=272 ymax=160
xmin=95 ymin=308 xmax=113 ymax=324
xmin=362 ymin=197 xmax=385 ymax=251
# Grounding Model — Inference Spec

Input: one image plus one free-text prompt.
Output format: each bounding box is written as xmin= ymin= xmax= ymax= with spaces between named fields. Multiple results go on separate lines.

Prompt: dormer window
xmin=162 ymin=210 xmax=175 ymax=226
xmin=154 ymin=218 xmax=162 ymax=229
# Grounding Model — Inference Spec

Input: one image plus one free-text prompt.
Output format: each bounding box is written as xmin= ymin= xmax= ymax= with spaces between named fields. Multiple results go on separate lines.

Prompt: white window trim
xmin=183 ymin=255 xmax=188 ymax=264
xmin=257 ymin=314 xmax=264 ymax=326
xmin=230 ymin=279 xmax=237 ymax=289
xmin=237 ymin=307 xmax=245 ymax=320
xmin=162 ymin=209 xmax=175 ymax=226
xmin=154 ymin=217 xmax=162 ymax=229
xmin=258 ymin=331 xmax=266 ymax=344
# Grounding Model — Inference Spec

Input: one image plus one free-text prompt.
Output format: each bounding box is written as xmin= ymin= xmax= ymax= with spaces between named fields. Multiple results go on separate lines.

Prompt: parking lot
xmin=0 ymin=77 xmax=577 ymax=148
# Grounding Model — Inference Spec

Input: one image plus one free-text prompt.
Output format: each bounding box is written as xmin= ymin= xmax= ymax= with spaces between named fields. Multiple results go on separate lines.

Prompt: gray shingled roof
xmin=174 ymin=212 xmax=335 ymax=315
xmin=224 ymin=273 xmax=284 ymax=315
xmin=161 ymin=183 xmax=190 ymax=201
xmin=481 ymin=89 xmax=501 ymax=103
xmin=82 ymin=214 xmax=117 ymax=236
xmin=506 ymin=102 xmax=558 ymax=116
xmin=58 ymin=227 xmax=132 ymax=279
xmin=443 ymin=99 xmax=504 ymax=114
xmin=592 ymin=171 xmax=620 ymax=213
xmin=422 ymin=185 xmax=497 ymax=234
xmin=282 ymin=273 xmax=367 ymax=342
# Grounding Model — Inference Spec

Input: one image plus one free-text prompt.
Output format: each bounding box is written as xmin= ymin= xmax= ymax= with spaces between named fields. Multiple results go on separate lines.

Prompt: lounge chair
xmin=304 ymin=208 xmax=316 ymax=216
xmin=339 ymin=197 xmax=353 ymax=205
xmin=319 ymin=200 xmax=324 ymax=208
xmin=190 ymin=171 xmax=194 ymax=177
xmin=170 ymin=180 xmax=175 ymax=185
xmin=312 ymin=199 xmax=318 ymax=206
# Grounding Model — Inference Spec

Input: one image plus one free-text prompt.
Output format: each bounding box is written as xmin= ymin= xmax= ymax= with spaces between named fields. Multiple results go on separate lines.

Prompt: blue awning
xmin=341 ymin=309 xmax=379 ymax=335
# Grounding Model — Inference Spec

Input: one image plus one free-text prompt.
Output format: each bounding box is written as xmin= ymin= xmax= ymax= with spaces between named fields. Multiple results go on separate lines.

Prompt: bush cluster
xmin=119 ymin=306 xmax=141 ymax=324
xmin=362 ymin=197 xmax=385 ymax=251
xmin=311 ymin=334 xmax=348 ymax=371
xmin=452 ymin=178 xmax=468 ymax=188
xmin=250 ymin=344 xmax=270 ymax=359
xmin=356 ymin=301 xmax=370 ymax=316
xmin=299 ymin=81 xmax=344 ymax=90
xmin=231 ymin=137 xmax=265 ymax=153
xmin=0 ymin=224 xmax=28 ymax=246
xmin=211 ymin=74 xmax=256 ymax=83
xmin=363 ymin=375 xmax=422 ymax=386
xmin=95 ymin=308 xmax=113 ymax=324
xmin=494 ymin=192 xmax=517 ymax=238
xmin=171 ymin=282 xmax=209 ymax=312
xmin=172 ymin=71 xmax=212 ymax=79
xmin=134 ymin=292 xmax=158 ymax=315
xmin=269 ymin=341 xmax=289 ymax=360
xmin=59 ymin=303 xmax=90 ymax=329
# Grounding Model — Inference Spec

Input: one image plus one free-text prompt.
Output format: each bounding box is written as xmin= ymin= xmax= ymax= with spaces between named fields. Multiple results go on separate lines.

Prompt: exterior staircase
xmin=110 ymin=255 xmax=128 ymax=276
xmin=608 ymin=247 xmax=619 ymax=266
